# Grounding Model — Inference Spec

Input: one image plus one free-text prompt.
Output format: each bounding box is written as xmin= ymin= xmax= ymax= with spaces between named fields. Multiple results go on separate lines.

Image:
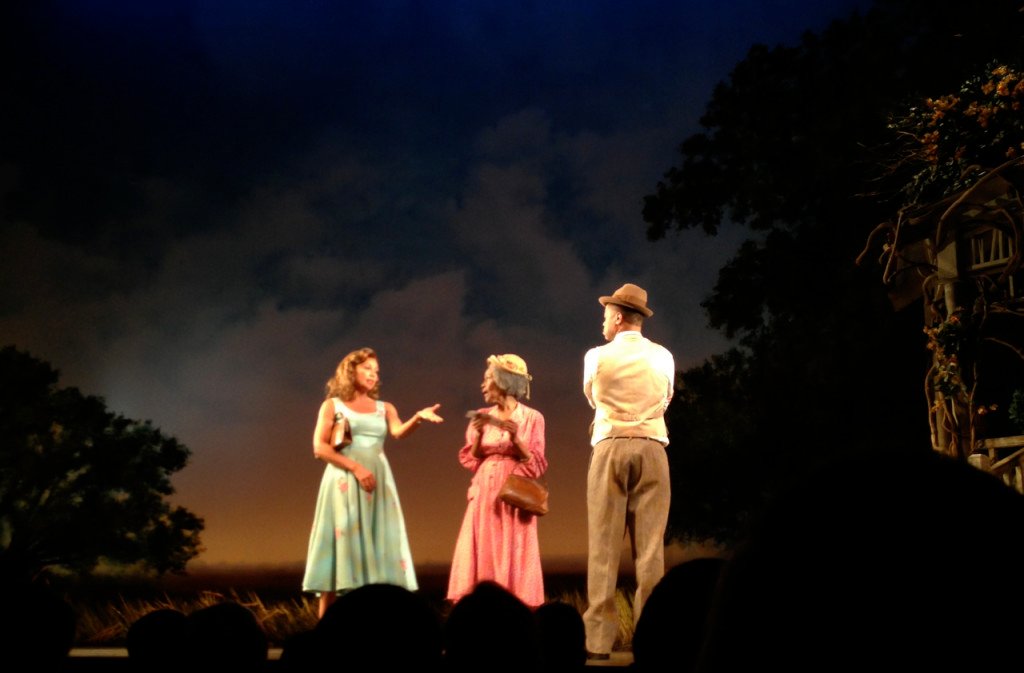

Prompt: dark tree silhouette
xmin=0 ymin=345 xmax=203 ymax=582
xmin=644 ymin=0 xmax=1024 ymax=544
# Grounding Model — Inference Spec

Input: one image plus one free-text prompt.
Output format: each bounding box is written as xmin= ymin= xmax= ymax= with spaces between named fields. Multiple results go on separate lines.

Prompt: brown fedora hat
xmin=599 ymin=283 xmax=654 ymax=317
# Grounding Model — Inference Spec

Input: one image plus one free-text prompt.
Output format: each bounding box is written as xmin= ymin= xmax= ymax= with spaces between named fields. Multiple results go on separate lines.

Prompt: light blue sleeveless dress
xmin=302 ymin=399 xmax=418 ymax=592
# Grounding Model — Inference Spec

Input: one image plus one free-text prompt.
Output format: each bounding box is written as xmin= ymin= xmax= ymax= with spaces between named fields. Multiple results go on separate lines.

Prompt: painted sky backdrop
xmin=2 ymin=0 xmax=867 ymax=570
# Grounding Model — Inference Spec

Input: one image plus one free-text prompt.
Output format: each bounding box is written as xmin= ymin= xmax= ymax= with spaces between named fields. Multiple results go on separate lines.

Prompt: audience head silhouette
xmin=314 ymin=583 xmax=442 ymax=669
xmin=278 ymin=627 xmax=320 ymax=672
xmin=127 ymin=607 xmax=188 ymax=672
xmin=633 ymin=556 xmax=725 ymax=672
xmin=185 ymin=600 xmax=268 ymax=670
xmin=0 ymin=581 xmax=76 ymax=666
xmin=444 ymin=581 xmax=540 ymax=672
xmin=696 ymin=447 xmax=1024 ymax=672
xmin=534 ymin=600 xmax=586 ymax=672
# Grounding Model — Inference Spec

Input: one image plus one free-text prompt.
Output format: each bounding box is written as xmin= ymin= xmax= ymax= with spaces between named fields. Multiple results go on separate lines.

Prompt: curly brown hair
xmin=325 ymin=347 xmax=380 ymax=401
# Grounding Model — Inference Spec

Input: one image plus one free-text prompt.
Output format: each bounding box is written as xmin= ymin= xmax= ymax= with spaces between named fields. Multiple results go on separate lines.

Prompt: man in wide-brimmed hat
xmin=581 ymin=283 xmax=675 ymax=660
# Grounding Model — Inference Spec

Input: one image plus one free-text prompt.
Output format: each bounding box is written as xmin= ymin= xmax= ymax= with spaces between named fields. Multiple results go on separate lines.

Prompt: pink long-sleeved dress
xmin=447 ymin=401 xmax=547 ymax=606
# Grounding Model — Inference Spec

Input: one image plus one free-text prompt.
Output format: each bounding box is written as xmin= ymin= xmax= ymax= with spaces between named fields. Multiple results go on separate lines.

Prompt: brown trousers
xmin=583 ymin=437 xmax=671 ymax=654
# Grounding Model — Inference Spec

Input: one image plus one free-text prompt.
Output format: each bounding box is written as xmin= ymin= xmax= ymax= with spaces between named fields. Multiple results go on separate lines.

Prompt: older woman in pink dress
xmin=447 ymin=354 xmax=547 ymax=607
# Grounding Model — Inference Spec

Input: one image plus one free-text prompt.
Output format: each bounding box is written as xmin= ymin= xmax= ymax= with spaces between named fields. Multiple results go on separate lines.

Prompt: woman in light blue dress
xmin=302 ymin=347 xmax=444 ymax=618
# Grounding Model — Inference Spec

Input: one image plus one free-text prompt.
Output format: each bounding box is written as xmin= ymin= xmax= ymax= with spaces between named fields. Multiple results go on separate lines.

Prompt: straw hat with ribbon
xmin=487 ymin=354 xmax=532 ymax=399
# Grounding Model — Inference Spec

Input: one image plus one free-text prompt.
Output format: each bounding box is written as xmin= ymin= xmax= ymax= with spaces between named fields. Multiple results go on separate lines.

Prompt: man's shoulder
xmin=588 ymin=334 xmax=673 ymax=359
xmin=611 ymin=336 xmax=675 ymax=366
xmin=632 ymin=333 xmax=672 ymax=355
xmin=649 ymin=339 xmax=673 ymax=357
xmin=612 ymin=333 xmax=668 ymax=350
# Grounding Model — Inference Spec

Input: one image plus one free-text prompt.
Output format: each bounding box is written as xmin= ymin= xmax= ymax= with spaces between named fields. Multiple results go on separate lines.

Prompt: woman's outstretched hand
xmin=416 ymin=404 xmax=444 ymax=423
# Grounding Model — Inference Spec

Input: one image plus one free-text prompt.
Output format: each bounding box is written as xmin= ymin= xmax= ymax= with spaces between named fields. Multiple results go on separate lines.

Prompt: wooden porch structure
xmin=860 ymin=157 xmax=1024 ymax=491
